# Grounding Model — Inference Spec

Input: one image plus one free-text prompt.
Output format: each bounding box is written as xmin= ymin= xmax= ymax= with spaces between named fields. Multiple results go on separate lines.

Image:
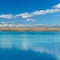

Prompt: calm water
xmin=0 ymin=31 xmax=60 ymax=60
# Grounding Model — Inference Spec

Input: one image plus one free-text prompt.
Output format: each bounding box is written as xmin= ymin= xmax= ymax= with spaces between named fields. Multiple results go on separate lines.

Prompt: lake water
xmin=0 ymin=31 xmax=60 ymax=60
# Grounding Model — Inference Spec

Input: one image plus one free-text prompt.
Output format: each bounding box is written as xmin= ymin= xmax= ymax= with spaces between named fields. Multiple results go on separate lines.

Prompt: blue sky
xmin=0 ymin=0 xmax=60 ymax=25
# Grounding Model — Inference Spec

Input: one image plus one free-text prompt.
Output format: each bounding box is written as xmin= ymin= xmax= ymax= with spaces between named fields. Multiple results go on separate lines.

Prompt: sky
xmin=0 ymin=0 xmax=60 ymax=25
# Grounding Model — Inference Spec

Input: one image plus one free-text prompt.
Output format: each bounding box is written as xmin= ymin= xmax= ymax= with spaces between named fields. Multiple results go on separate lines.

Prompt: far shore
xmin=0 ymin=27 xmax=60 ymax=32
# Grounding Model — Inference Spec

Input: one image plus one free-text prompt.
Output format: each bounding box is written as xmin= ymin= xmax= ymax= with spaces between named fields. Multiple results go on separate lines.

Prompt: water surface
xmin=0 ymin=31 xmax=59 ymax=60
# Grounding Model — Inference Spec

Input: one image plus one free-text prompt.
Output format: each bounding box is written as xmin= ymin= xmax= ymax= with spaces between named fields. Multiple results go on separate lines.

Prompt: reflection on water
xmin=0 ymin=48 xmax=57 ymax=60
xmin=0 ymin=31 xmax=60 ymax=60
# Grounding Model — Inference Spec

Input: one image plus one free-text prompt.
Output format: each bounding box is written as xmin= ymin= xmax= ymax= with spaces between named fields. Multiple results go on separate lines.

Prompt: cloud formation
xmin=26 ymin=19 xmax=36 ymax=22
xmin=0 ymin=3 xmax=60 ymax=19
xmin=17 ymin=9 xmax=60 ymax=18
xmin=0 ymin=14 xmax=14 ymax=19
xmin=53 ymin=3 xmax=60 ymax=8
xmin=16 ymin=12 xmax=32 ymax=18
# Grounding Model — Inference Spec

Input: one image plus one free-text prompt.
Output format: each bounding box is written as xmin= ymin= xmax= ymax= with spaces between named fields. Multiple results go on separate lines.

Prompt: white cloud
xmin=16 ymin=12 xmax=32 ymax=18
xmin=0 ymin=21 xmax=8 ymax=27
xmin=15 ymin=9 xmax=60 ymax=18
xmin=0 ymin=3 xmax=60 ymax=19
xmin=0 ymin=21 xmax=16 ymax=27
xmin=33 ymin=9 xmax=60 ymax=14
xmin=53 ymin=3 xmax=60 ymax=8
xmin=26 ymin=19 xmax=36 ymax=22
xmin=15 ymin=3 xmax=60 ymax=18
xmin=0 ymin=14 xmax=14 ymax=19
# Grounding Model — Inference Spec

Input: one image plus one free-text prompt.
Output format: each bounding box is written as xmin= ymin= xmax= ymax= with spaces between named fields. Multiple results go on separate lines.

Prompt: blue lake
xmin=0 ymin=31 xmax=59 ymax=60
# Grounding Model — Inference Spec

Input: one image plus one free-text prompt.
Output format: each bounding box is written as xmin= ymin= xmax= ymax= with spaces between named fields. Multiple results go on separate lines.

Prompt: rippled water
xmin=0 ymin=31 xmax=60 ymax=60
